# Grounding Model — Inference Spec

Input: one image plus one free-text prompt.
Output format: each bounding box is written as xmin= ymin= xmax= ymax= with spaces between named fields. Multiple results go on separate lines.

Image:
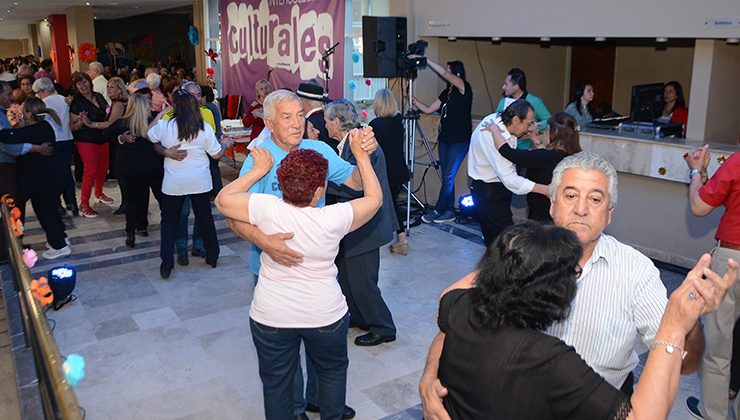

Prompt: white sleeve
xmin=203 ymin=124 xmax=222 ymax=156
xmin=633 ymin=261 xmax=668 ymax=346
xmin=326 ymin=202 xmax=354 ymax=237
xmin=480 ymin=130 xmax=535 ymax=195
xmin=147 ymin=120 xmax=164 ymax=144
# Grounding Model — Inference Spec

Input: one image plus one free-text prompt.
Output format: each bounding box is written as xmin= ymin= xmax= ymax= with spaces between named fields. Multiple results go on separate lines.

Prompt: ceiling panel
xmin=0 ymin=0 xmax=192 ymax=39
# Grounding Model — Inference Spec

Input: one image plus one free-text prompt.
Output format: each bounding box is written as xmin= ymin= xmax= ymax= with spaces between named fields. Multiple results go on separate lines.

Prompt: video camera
xmin=400 ymin=40 xmax=428 ymax=79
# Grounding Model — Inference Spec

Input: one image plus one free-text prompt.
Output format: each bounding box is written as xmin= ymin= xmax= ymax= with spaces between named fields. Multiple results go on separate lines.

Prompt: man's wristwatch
xmin=689 ymin=168 xmax=702 ymax=180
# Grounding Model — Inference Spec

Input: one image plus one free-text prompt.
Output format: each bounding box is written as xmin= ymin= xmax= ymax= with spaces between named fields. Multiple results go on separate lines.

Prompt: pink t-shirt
xmin=247 ymin=194 xmax=352 ymax=328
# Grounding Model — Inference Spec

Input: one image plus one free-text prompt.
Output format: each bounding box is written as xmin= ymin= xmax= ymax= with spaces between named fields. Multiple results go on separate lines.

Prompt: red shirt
xmin=241 ymin=101 xmax=265 ymax=140
xmin=699 ymin=152 xmax=740 ymax=243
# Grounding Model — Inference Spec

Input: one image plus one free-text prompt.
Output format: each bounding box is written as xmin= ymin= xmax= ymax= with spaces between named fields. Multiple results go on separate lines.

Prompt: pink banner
xmin=220 ymin=0 xmax=345 ymax=111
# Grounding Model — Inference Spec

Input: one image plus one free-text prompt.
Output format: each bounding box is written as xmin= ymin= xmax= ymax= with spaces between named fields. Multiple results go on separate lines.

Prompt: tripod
xmin=401 ymin=77 xmax=442 ymax=234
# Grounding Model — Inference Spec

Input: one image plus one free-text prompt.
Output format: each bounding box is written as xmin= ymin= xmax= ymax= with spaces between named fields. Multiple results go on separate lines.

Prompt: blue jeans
xmin=250 ymin=313 xmax=349 ymax=420
xmin=175 ymin=197 xmax=205 ymax=253
xmin=435 ymin=142 xmax=468 ymax=213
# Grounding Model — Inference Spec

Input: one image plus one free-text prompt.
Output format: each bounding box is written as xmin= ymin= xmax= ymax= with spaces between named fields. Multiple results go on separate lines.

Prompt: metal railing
xmin=1 ymin=201 xmax=83 ymax=420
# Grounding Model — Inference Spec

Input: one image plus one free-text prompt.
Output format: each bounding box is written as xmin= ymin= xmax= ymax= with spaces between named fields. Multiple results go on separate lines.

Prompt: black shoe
xmin=206 ymin=258 xmax=217 ymax=268
xmin=135 ymin=229 xmax=148 ymax=237
xmin=58 ymin=206 xmax=67 ymax=217
xmin=177 ymin=250 xmax=189 ymax=266
xmin=160 ymin=263 xmax=173 ymax=279
xmin=349 ymin=321 xmax=370 ymax=331
xmin=305 ymin=404 xmax=356 ymax=420
xmin=192 ymin=248 xmax=207 ymax=258
xmin=125 ymin=231 xmax=135 ymax=248
xmin=113 ymin=205 xmax=126 ymax=215
xmin=71 ymin=205 xmax=79 ymax=217
xmin=354 ymin=332 xmax=395 ymax=347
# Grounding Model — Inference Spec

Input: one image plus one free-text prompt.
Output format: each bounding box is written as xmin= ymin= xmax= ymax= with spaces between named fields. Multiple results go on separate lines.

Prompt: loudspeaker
xmin=362 ymin=16 xmax=407 ymax=78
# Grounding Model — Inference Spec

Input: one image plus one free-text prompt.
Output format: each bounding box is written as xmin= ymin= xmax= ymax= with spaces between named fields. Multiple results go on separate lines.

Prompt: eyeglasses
xmin=575 ymin=265 xmax=583 ymax=279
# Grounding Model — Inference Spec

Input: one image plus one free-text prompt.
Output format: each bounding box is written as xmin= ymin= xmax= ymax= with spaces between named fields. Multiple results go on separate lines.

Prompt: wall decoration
xmin=78 ymin=43 xmax=97 ymax=63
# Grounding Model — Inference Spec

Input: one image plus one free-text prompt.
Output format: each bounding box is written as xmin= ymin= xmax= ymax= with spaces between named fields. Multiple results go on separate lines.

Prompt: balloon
xmin=351 ymin=51 xmax=360 ymax=63
xmin=365 ymin=79 xmax=372 ymax=86
xmin=348 ymin=80 xmax=357 ymax=90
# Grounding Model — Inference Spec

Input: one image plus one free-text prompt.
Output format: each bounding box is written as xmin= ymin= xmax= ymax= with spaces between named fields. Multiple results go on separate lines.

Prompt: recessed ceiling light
xmin=656 ymin=37 xmax=668 ymax=43
xmin=595 ymin=37 xmax=606 ymax=42
xmin=727 ymin=38 xmax=740 ymax=44
xmin=13 ymin=2 xmax=18 ymax=5
xmin=86 ymin=2 xmax=91 ymax=5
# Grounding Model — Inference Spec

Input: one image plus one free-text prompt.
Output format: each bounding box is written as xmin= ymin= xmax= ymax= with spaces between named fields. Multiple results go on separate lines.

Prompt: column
xmin=65 ymin=5 xmax=95 ymax=74
xmin=48 ymin=14 xmax=72 ymax=87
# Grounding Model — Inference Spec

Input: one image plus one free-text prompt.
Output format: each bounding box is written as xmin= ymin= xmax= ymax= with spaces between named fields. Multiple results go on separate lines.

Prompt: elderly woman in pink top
xmin=215 ymin=129 xmax=381 ymax=420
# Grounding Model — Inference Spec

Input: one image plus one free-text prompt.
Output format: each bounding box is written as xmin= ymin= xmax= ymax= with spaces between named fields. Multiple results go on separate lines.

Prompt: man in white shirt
xmin=86 ymin=61 xmax=110 ymax=105
xmin=33 ymin=77 xmax=78 ymax=215
xmin=419 ymin=152 xmax=708 ymax=418
xmin=467 ymin=99 xmax=548 ymax=246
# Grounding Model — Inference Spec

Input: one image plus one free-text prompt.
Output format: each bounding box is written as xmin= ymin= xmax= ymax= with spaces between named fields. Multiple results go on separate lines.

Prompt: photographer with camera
xmin=412 ymin=58 xmax=472 ymax=224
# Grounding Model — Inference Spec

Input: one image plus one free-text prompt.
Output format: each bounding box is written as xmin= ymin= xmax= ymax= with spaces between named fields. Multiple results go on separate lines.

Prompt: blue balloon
xmin=188 ymin=25 xmax=199 ymax=46
xmin=351 ymin=51 xmax=360 ymax=63
xmin=348 ymin=80 xmax=357 ymax=90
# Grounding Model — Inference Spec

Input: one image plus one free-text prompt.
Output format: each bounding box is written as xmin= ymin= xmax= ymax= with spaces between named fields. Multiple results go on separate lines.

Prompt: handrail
xmin=1 ymin=202 xmax=83 ymax=420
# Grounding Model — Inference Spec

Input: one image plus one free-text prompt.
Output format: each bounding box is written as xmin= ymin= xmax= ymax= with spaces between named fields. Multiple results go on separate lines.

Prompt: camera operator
xmin=412 ymin=58 xmax=472 ymax=224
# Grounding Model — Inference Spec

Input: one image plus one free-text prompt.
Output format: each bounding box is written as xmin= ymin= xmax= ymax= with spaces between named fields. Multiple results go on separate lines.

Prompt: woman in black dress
xmin=436 ymin=221 xmax=734 ymax=419
xmin=0 ymin=98 xmax=71 ymax=259
xmin=485 ymin=112 xmax=581 ymax=222
xmin=104 ymin=93 xmax=164 ymax=248
xmin=370 ymin=88 xmax=410 ymax=255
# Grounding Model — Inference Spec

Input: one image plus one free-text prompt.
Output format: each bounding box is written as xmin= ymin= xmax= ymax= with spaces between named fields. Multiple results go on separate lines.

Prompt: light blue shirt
xmin=0 ymin=106 xmax=32 ymax=164
xmin=239 ymin=137 xmax=355 ymax=275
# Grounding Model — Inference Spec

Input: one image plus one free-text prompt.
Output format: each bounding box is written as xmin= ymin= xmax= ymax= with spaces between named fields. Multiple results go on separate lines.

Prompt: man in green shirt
xmin=495 ymin=68 xmax=551 ymax=150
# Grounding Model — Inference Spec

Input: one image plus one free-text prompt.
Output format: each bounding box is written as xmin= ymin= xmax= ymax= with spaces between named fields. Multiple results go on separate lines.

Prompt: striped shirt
xmin=545 ymin=234 xmax=668 ymax=388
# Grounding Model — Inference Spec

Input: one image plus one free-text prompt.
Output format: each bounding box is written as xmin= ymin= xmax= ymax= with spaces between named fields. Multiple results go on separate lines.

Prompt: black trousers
xmin=470 ymin=180 xmax=513 ymax=247
xmin=620 ymin=371 xmax=635 ymax=396
xmin=336 ymin=246 xmax=396 ymax=337
xmin=55 ymin=141 xmax=77 ymax=208
xmin=209 ymin=156 xmax=223 ymax=197
xmin=159 ymin=192 xmax=219 ymax=266
xmin=121 ymin=171 xmax=162 ymax=234
xmin=19 ymin=184 xmax=67 ymax=250
xmin=388 ymin=184 xmax=405 ymax=234
xmin=0 ymin=164 xmax=17 ymax=261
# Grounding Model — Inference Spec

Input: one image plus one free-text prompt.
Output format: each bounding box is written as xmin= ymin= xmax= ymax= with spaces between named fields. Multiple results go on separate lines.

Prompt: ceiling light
xmin=447 ymin=36 xmax=457 ymax=42
xmin=595 ymin=37 xmax=606 ymax=42
xmin=13 ymin=2 xmax=18 ymax=5
xmin=656 ymin=37 xmax=668 ymax=43
xmin=727 ymin=38 xmax=740 ymax=44
xmin=540 ymin=37 xmax=551 ymax=42
xmin=86 ymin=2 xmax=91 ymax=5
xmin=491 ymin=37 xmax=501 ymax=42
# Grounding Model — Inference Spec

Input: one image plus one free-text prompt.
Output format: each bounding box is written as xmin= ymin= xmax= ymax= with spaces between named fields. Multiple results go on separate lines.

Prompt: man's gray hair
xmin=146 ymin=72 xmax=161 ymax=89
xmin=32 ymin=77 xmax=55 ymax=94
xmin=324 ymin=98 xmax=359 ymax=132
xmin=550 ymin=151 xmax=619 ymax=208
xmin=263 ymin=89 xmax=301 ymax=120
xmin=89 ymin=62 xmax=103 ymax=74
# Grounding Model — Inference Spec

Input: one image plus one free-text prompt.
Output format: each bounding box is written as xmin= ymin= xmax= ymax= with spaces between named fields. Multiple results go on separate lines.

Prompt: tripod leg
xmin=415 ymin=121 xmax=443 ymax=182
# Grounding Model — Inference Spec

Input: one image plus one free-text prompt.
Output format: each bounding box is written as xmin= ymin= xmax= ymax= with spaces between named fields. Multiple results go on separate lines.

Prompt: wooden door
xmin=569 ymin=45 xmax=616 ymax=115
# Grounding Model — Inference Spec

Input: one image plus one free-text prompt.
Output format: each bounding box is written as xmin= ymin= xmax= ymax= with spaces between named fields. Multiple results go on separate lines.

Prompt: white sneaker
xmin=45 ymin=238 xmax=71 ymax=250
xmin=42 ymin=245 xmax=72 ymax=260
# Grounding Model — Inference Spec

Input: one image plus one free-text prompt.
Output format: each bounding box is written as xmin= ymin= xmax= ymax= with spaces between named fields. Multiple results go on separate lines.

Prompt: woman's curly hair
xmin=277 ymin=149 xmax=328 ymax=207
xmin=470 ymin=221 xmax=582 ymax=331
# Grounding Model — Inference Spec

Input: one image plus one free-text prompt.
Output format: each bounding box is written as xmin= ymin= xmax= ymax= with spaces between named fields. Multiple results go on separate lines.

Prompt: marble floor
xmin=5 ymin=162 xmax=721 ymax=420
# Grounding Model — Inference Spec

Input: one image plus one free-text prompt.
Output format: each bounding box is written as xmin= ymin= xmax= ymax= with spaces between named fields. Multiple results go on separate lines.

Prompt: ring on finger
xmin=688 ymin=291 xmax=697 ymax=301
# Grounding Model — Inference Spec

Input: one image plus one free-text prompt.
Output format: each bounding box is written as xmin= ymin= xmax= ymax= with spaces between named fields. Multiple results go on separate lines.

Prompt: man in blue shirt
xmin=495 ymin=68 xmax=552 ymax=150
xmin=226 ymin=89 xmax=376 ymax=420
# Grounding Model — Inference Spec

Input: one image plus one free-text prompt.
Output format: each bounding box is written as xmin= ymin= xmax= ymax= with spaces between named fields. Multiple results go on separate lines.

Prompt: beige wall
xmin=705 ymin=42 xmax=740 ymax=144
xmin=412 ymin=38 xmax=568 ymax=119
xmin=0 ymin=39 xmax=26 ymax=58
xmin=411 ymin=0 xmax=740 ymax=39
xmin=612 ymin=45 xmax=694 ymax=115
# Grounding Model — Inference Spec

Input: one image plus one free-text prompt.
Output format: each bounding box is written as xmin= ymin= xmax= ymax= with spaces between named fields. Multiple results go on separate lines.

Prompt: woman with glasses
xmin=412 ymin=59 xmax=472 ymax=225
xmin=147 ymin=89 xmax=226 ymax=279
xmin=69 ymin=71 xmax=112 ymax=218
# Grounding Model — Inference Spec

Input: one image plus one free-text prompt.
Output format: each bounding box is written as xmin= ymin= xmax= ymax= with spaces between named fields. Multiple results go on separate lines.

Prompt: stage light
xmin=458 ymin=194 xmax=476 ymax=219
xmin=48 ymin=264 xmax=77 ymax=310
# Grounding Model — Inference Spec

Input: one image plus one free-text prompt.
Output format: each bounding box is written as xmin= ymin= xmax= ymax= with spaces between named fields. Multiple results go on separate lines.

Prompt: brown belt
xmin=719 ymin=241 xmax=740 ymax=251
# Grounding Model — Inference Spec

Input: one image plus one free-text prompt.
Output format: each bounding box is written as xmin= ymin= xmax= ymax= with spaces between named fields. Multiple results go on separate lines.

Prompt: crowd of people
xmin=0 ymin=51 xmax=737 ymax=420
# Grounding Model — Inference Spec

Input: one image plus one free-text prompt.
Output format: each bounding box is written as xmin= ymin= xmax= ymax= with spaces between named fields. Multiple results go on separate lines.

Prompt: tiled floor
xmin=6 ymin=163 xmax=723 ymax=419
